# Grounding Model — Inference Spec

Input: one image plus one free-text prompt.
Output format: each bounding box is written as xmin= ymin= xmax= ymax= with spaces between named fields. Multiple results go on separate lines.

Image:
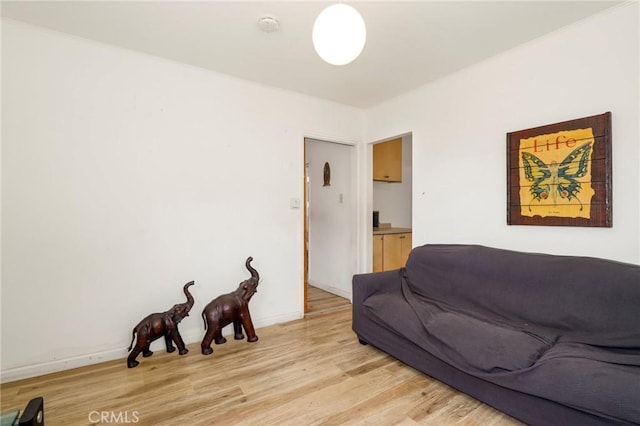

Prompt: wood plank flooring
xmin=307 ymin=285 xmax=350 ymax=315
xmin=1 ymin=292 xmax=520 ymax=425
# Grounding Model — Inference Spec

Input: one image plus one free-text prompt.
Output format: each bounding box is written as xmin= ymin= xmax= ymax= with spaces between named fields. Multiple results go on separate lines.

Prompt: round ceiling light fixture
xmin=312 ymin=3 xmax=366 ymax=66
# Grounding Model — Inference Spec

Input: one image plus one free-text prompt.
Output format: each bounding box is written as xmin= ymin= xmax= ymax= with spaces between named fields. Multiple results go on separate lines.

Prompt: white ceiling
xmin=1 ymin=1 xmax=621 ymax=108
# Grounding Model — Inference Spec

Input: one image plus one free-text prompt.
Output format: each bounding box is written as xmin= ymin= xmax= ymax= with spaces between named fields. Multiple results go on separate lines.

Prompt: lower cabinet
xmin=373 ymin=235 xmax=384 ymax=272
xmin=373 ymin=232 xmax=412 ymax=272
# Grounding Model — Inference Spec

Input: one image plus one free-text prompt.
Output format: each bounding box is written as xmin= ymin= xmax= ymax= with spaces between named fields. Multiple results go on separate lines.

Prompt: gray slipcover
xmin=353 ymin=244 xmax=640 ymax=425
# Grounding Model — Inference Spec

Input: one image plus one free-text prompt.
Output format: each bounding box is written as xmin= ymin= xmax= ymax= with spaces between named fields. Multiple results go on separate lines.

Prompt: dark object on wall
xmin=323 ymin=162 xmax=331 ymax=186
xmin=373 ymin=211 xmax=379 ymax=229
xmin=507 ymin=112 xmax=612 ymax=227
xmin=126 ymin=281 xmax=195 ymax=368
xmin=201 ymin=257 xmax=260 ymax=355
xmin=19 ymin=397 xmax=44 ymax=426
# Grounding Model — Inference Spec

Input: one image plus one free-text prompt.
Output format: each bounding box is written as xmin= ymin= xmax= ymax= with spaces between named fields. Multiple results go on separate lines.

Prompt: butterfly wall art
xmin=507 ymin=112 xmax=612 ymax=227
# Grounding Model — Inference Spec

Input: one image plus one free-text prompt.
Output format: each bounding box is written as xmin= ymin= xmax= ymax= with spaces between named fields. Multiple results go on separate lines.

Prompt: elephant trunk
xmin=183 ymin=281 xmax=195 ymax=310
xmin=245 ymin=257 xmax=259 ymax=283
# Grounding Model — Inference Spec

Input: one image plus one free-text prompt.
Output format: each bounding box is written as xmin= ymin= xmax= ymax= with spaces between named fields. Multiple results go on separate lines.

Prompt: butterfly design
xmin=521 ymin=142 xmax=592 ymax=211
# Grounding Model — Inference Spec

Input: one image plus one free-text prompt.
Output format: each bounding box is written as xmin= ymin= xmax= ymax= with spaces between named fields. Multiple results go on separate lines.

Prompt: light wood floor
xmin=1 ymin=292 xmax=520 ymax=425
xmin=307 ymin=285 xmax=351 ymax=315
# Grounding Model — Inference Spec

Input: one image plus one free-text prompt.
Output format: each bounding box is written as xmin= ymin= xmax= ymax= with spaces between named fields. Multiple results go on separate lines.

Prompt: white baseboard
xmin=308 ymin=281 xmax=352 ymax=301
xmin=0 ymin=311 xmax=303 ymax=384
xmin=0 ymin=348 xmax=126 ymax=384
xmin=253 ymin=311 xmax=303 ymax=329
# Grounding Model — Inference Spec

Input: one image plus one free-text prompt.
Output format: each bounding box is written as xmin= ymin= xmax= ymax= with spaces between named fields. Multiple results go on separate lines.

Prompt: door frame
xmin=303 ymin=136 xmax=359 ymax=313
xmin=367 ymin=132 xmax=413 ymax=272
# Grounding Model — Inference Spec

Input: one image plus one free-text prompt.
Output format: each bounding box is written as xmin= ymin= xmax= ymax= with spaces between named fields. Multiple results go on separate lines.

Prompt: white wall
xmin=372 ymin=134 xmax=412 ymax=228
xmin=364 ymin=3 xmax=640 ymax=265
xmin=306 ymin=139 xmax=355 ymax=299
xmin=1 ymin=19 xmax=363 ymax=381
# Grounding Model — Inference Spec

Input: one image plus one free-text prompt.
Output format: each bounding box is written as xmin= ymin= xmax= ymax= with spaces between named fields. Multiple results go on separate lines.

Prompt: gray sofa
xmin=352 ymin=244 xmax=640 ymax=425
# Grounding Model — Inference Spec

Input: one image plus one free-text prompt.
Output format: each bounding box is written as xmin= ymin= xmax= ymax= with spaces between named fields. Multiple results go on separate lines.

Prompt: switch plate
xmin=290 ymin=198 xmax=301 ymax=209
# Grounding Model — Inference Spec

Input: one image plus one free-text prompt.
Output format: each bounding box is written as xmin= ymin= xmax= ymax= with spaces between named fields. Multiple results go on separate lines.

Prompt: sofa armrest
xmin=352 ymin=269 xmax=402 ymax=308
xmin=352 ymin=269 xmax=403 ymax=341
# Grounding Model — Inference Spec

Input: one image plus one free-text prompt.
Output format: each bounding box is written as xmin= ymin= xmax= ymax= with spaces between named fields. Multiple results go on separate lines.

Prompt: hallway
xmin=307 ymin=285 xmax=350 ymax=315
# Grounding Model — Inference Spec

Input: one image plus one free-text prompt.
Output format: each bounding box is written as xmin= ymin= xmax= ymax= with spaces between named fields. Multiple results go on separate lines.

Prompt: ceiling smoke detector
xmin=258 ymin=15 xmax=280 ymax=33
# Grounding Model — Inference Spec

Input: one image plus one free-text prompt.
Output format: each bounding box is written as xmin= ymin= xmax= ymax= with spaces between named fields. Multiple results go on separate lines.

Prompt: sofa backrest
xmin=404 ymin=244 xmax=640 ymax=347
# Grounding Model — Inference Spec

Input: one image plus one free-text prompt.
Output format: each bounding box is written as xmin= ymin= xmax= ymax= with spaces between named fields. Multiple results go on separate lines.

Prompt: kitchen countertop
xmin=373 ymin=227 xmax=412 ymax=235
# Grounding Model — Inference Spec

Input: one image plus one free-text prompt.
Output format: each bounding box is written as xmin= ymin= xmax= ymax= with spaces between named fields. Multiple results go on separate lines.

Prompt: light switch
xmin=290 ymin=198 xmax=301 ymax=209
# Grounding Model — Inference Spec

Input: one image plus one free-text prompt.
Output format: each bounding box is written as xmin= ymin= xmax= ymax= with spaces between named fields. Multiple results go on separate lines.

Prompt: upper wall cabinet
xmin=373 ymin=138 xmax=402 ymax=182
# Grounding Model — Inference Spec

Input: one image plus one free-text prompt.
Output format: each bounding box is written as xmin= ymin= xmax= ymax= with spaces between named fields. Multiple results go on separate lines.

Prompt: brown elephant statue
xmin=127 ymin=281 xmax=195 ymax=368
xmin=201 ymin=257 xmax=260 ymax=355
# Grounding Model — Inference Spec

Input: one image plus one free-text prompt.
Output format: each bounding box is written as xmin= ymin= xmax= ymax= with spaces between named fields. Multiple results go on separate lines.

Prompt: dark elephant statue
xmin=201 ymin=257 xmax=260 ymax=355
xmin=127 ymin=281 xmax=195 ymax=368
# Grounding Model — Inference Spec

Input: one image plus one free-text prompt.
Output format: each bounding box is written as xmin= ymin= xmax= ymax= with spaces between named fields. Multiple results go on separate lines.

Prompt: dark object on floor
xmin=201 ymin=257 xmax=260 ymax=355
xmin=127 ymin=281 xmax=195 ymax=368
xmin=19 ymin=397 xmax=44 ymax=426
xmin=0 ymin=397 xmax=44 ymax=426
xmin=353 ymin=244 xmax=640 ymax=425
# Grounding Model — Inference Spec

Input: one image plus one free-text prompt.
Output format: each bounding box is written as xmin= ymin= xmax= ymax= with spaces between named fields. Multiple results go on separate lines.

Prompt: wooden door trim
xmin=303 ymin=141 xmax=308 ymax=313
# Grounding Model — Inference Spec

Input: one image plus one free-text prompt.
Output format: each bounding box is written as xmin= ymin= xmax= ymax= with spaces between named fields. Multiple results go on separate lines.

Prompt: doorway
xmin=371 ymin=133 xmax=413 ymax=272
xmin=304 ymin=138 xmax=355 ymax=313
xmin=306 ymin=284 xmax=350 ymax=315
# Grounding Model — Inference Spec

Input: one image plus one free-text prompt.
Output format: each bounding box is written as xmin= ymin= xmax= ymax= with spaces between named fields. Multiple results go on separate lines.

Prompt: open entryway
xmin=306 ymin=285 xmax=350 ymax=316
xmin=304 ymin=138 xmax=355 ymax=314
xmin=371 ymin=133 xmax=413 ymax=273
